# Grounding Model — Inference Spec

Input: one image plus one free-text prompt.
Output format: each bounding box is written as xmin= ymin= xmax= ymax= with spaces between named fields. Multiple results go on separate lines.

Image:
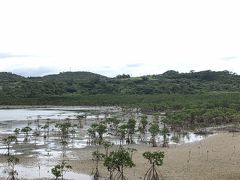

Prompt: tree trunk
xmin=162 ymin=134 xmax=168 ymax=147
xmin=151 ymin=136 xmax=157 ymax=147
xmin=7 ymin=144 xmax=10 ymax=156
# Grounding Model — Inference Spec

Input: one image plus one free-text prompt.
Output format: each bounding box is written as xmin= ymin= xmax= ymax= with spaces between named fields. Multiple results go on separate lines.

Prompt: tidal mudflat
xmin=0 ymin=106 xmax=212 ymax=180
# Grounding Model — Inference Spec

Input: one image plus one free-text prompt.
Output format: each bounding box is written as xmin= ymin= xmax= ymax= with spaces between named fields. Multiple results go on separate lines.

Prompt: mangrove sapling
xmin=161 ymin=123 xmax=169 ymax=147
xmin=93 ymin=122 xmax=108 ymax=141
xmin=69 ymin=128 xmax=76 ymax=145
xmin=142 ymin=151 xmax=164 ymax=180
xmin=87 ymin=127 xmax=96 ymax=145
xmin=77 ymin=115 xmax=84 ymax=128
xmin=106 ymin=117 xmax=120 ymax=135
xmin=111 ymin=147 xmax=135 ymax=180
xmin=6 ymin=155 xmax=19 ymax=180
xmin=13 ymin=128 xmax=20 ymax=144
xmin=84 ymin=114 xmax=87 ymax=125
xmin=32 ymin=131 xmax=40 ymax=147
xmin=92 ymin=148 xmax=105 ymax=180
xmin=51 ymin=160 xmax=72 ymax=180
xmin=46 ymin=118 xmax=51 ymax=138
xmin=55 ymin=122 xmax=72 ymax=157
xmin=102 ymin=140 xmax=113 ymax=157
xmin=103 ymin=146 xmax=132 ymax=179
xmin=171 ymin=132 xmax=180 ymax=144
xmin=60 ymin=140 xmax=68 ymax=158
xmin=104 ymin=152 xmax=117 ymax=180
xmin=41 ymin=124 xmax=49 ymax=140
xmin=3 ymin=135 xmax=17 ymax=156
xmin=88 ymin=122 xmax=108 ymax=145
xmin=149 ymin=123 xmax=160 ymax=147
xmin=96 ymin=123 xmax=107 ymax=141
xmin=21 ymin=126 xmax=32 ymax=142
xmin=27 ymin=116 xmax=32 ymax=127
xmin=36 ymin=115 xmax=41 ymax=132
xmin=138 ymin=115 xmax=148 ymax=142
xmin=112 ymin=118 xmax=121 ymax=135
xmin=127 ymin=117 xmax=136 ymax=144
xmin=56 ymin=122 xmax=72 ymax=142
xmin=117 ymin=124 xmax=128 ymax=146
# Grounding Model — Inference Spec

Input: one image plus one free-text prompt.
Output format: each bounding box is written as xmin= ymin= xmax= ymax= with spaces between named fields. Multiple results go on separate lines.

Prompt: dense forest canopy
xmin=0 ymin=70 xmax=239 ymax=98
xmin=1 ymin=70 xmax=240 ymax=129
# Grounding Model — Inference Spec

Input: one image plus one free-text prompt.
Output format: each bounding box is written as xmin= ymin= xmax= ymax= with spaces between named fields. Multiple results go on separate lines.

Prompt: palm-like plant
xmin=143 ymin=151 xmax=164 ymax=180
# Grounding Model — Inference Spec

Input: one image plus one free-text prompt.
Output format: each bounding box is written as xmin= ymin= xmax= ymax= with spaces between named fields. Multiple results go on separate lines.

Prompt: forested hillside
xmin=0 ymin=70 xmax=240 ymax=98
xmin=2 ymin=70 xmax=240 ymax=128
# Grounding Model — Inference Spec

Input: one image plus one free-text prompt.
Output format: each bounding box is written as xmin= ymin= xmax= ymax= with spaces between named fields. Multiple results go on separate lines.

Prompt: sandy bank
xmin=69 ymin=132 xmax=240 ymax=180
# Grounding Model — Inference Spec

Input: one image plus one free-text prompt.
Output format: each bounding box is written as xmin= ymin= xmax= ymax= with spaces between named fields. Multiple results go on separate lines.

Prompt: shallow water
xmin=0 ymin=108 xmax=80 ymax=121
xmin=0 ymin=106 xmax=211 ymax=179
xmin=0 ymin=107 xmax=109 ymax=179
xmin=0 ymin=164 xmax=91 ymax=180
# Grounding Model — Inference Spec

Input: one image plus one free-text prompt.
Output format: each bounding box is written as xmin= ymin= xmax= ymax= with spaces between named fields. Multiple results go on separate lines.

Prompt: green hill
xmin=2 ymin=70 xmax=240 ymax=128
xmin=1 ymin=70 xmax=240 ymax=97
xmin=0 ymin=72 xmax=24 ymax=82
xmin=42 ymin=71 xmax=108 ymax=82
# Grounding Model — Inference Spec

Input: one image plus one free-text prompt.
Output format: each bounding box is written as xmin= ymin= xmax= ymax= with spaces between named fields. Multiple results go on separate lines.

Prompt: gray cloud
xmin=0 ymin=52 xmax=32 ymax=59
xmin=221 ymin=56 xmax=237 ymax=61
xmin=11 ymin=67 xmax=58 ymax=77
xmin=126 ymin=63 xmax=143 ymax=68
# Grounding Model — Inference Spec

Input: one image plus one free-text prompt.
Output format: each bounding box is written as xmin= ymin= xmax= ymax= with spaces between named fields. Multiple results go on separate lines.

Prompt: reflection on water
xmin=0 ymin=109 xmax=79 ymax=121
xmin=104 ymin=131 xmax=210 ymax=146
xmin=0 ymin=106 xmax=116 ymax=122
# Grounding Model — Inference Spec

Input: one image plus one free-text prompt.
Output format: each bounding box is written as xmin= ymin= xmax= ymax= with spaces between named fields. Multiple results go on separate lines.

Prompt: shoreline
xmin=0 ymin=105 xmax=117 ymax=110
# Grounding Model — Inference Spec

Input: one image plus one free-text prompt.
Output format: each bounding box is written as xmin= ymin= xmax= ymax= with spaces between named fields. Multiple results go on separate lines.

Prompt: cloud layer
xmin=0 ymin=53 xmax=31 ymax=59
xmin=0 ymin=1 xmax=240 ymax=76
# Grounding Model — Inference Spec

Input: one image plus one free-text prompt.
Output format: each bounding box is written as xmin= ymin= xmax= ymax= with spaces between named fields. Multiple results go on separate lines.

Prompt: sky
xmin=0 ymin=0 xmax=240 ymax=77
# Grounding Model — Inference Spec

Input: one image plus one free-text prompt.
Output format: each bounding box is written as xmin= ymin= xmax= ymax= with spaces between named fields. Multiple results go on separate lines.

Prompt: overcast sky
xmin=0 ymin=0 xmax=240 ymax=77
